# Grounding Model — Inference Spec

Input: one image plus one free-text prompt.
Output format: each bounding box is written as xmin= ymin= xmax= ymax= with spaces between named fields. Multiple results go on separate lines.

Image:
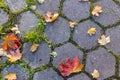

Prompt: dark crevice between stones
xmin=113 ymin=0 xmax=120 ymax=6
xmin=84 ymin=71 xmax=95 ymax=80
xmin=77 ymin=17 xmax=90 ymax=24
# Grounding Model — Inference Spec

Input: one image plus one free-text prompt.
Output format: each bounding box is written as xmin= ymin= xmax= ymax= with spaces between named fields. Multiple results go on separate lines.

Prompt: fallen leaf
xmin=91 ymin=69 xmax=100 ymax=78
xmin=50 ymin=51 xmax=57 ymax=57
xmin=30 ymin=43 xmax=39 ymax=52
xmin=5 ymin=73 xmax=17 ymax=80
xmin=5 ymin=49 xmax=22 ymax=62
xmin=0 ymin=48 xmax=7 ymax=56
xmin=44 ymin=11 xmax=59 ymax=22
xmin=69 ymin=21 xmax=78 ymax=28
xmin=79 ymin=0 xmax=89 ymax=2
xmin=59 ymin=56 xmax=84 ymax=76
xmin=87 ymin=27 xmax=96 ymax=36
xmin=98 ymin=35 xmax=110 ymax=45
xmin=30 ymin=5 xmax=37 ymax=10
xmin=2 ymin=33 xmax=22 ymax=52
xmin=38 ymin=0 xmax=45 ymax=4
xmin=11 ymin=26 xmax=20 ymax=34
xmin=92 ymin=6 xmax=103 ymax=16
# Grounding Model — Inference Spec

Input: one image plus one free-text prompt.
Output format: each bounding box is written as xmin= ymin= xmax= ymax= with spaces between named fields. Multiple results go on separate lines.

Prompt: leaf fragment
xmin=98 ymin=35 xmax=110 ymax=45
xmin=79 ymin=0 xmax=89 ymax=2
xmin=0 ymin=48 xmax=7 ymax=56
xmin=50 ymin=51 xmax=57 ymax=57
xmin=11 ymin=25 xmax=20 ymax=34
xmin=69 ymin=21 xmax=78 ymax=28
xmin=30 ymin=43 xmax=39 ymax=52
xmin=91 ymin=69 xmax=100 ymax=78
xmin=44 ymin=11 xmax=59 ymax=22
xmin=5 ymin=73 xmax=17 ymax=80
xmin=92 ymin=6 xmax=103 ymax=16
xmin=38 ymin=0 xmax=45 ymax=4
xmin=87 ymin=27 xmax=96 ymax=36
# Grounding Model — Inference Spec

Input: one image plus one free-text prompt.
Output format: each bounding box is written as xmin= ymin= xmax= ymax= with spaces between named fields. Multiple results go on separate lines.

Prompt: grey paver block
xmin=45 ymin=17 xmax=70 ymax=44
xmin=63 ymin=0 xmax=90 ymax=21
xmin=93 ymin=0 xmax=120 ymax=27
xmin=73 ymin=20 xmax=102 ymax=49
xmin=33 ymin=68 xmax=63 ymax=80
xmin=22 ymin=42 xmax=51 ymax=68
xmin=53 ymin=43 xmax=83 ymax=68
xmin=5 ymin=0 xmax=26 ymax=12
xmin=0 ymin=9 xmax=9 ymax=24
xmin=19 ymin=11 xmax=39 ymax=35
xmin=85 ymin=48 xmax=115 ymax=80
xmin=2 ymin=64 xmax=29 ymax=80
xmin=106 ymin=25 xmax=120 ymax=55
xmin=68 ymin=73 xmax=90 ymax=80
xmin=36 ymin=0 xmax=60 ymax=15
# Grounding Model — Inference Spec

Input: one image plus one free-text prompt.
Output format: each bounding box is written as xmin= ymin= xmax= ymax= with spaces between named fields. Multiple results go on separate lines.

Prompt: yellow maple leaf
xmin=69 ymin=21 xmax=78 ymax=28
xmin=5 ymin=73 xmax=17 ymax=80
xmin=30 ymin=43 xmax=39 ymax=52
xmin=92 ymin=6 xmax=103 ymax=16
xmin=87 ymin=27 xmax=96 ymax=36
xmin=91 ymin=69 xmax=100 ymax=78
xmin=98 ymin=35 xmax=110 ymax=45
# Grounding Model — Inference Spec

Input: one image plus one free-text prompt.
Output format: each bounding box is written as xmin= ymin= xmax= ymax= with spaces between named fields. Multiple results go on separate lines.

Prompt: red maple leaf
xmin=2 ymin=33 xmax=21 ymax=52
xmin=59 ymin=56 xmax=84 ymax=76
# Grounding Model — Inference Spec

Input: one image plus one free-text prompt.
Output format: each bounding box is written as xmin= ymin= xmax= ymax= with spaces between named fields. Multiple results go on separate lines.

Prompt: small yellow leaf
xmin=98 ymin=35 xmax=110 ymax=45
xmin=69 ymin=21 xmax=78 ymax=28
xmin=91 ymin=69 xmax=100 ymax=78
xmin=30 ymin=44 xmax=39 ymax=52
xmin=44 ymin=12 xmax=59 ymax=22
xmin=87 ymin=27 xmax=96 ymax=36
xmin=5 ymin=73 xmax=17 ymax=80
xmin=92 ymin=6 xmax=103 ymax=16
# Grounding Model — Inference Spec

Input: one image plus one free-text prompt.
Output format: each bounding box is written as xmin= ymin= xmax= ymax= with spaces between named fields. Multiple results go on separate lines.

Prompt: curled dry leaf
xmin=79 ymin=0 xmax=89 ymax=2
xmin=11 ymin=25 xmax=20 ymax=34
xmin=30 ymin=43 xmax=39 ymax=52
xmin=59 ymin=56 xmax=84 ymax=76
xmin=98 ymin=35 xmax=110 ymax=45
xmin=91 ymin=69 xmax=100 ymax=78
xmin=5 ymin=73 xmax=17 ymax=80
xmin=44 ymin=11 xmax=59 ymax=22
xmin=69 ymin=21 xmax=78 ymax=28
xmin=87 ymin=27 xmax=96 ymax=36
xmin=92 ymin=6 xmax=103 ymax=16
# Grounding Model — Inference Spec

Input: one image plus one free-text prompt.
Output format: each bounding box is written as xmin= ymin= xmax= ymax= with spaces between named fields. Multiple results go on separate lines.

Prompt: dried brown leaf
xmin=91 ymin=69 xmax=100 ymax=78
xmin=69 ymin=21 xmax=78 ymax=28
xmin=30 ymin=44 xmax=39 ymax=52
xmin=92 ymin=6 xmax=103 ymax=16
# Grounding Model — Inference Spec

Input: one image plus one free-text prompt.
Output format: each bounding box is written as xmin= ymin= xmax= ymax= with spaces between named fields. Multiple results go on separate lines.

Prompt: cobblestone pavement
xmin=0 ymin=0 xmax=120 ymax=80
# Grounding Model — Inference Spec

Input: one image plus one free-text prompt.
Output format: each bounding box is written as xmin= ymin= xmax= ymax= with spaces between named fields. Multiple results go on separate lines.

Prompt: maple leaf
xmin=5 ymin=73 xmax=17 ymax=80
xmin=98 ymin=35 xmax=110 ymax=45
xmin=91 ymin=69 xmax=100 ymax=78
xmin=30 ymin=43 xmax=39 ymax=52
xmin=44 ymin=11 xmax=59 ymax=22
xmin=87 ymin=27 xmax=97 ymax=36
xmin=2 ymin=33 xmax=22 ymax=52
xmin=5 ymin=49 xmax=22 ymax=62
xmin=92 ymin=6 xmax=103 ymax=16
xmin=59 ymin=56 xmax=84 ymax=76
xmin=69 ymin=21 xmax=78 ymax=28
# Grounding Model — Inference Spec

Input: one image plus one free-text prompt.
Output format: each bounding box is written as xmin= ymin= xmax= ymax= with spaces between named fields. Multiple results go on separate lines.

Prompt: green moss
xmin=26 ymin=0 xmax=36 ymax=7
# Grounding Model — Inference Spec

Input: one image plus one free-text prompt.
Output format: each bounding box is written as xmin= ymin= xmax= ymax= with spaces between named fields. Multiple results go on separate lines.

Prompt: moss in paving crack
xmin=26 ymin=0 xmax=36 ymax=7
xmin=113 ymin=0 xmax=120 ymax=6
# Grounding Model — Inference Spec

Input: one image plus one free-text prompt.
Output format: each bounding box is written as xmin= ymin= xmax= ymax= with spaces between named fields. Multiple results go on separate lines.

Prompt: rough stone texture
xmin=63 ymin=0 xmax=90 ymax=21
xmin=53 ymin=43 xmax=83 ymax=68
xmin=68 ymin=73 xmax=90 ymax=80
xmin=73 ymin=20 xmax=102 ymax=49
xmin=22 ymin=42 xmax=51 ymax=68
xmin=5 ymin=0 xmax=26 ymax=12
xmin=93 ymin=0 xmax=120 ymax=27
xmin=33 ymin=68 xmax=63 ymax=80
xmin=2 ymin=64 xmax=29 ymax=80
xmin=85 ymin=48 xmax=115 ymax=80
xmin=36 ymin=0 xmax=60 ymax=15
xmin=45 ymin=17 xmax=70 ymax=44
xmin=0 ymin=9 xmax=9 ymax=24
xmin=106 ymin=25 xmax=120 ymax=55
xmin=19 ymin=11 xmax=39 ymax=35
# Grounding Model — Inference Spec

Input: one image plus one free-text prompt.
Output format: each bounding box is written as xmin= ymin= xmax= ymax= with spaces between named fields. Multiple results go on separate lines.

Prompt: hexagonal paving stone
xmin=106 ymin=25 xmax=120 ymax=55
xmin=0 ymin=9 xmax=9 ymax=24
xmin=93 ymin=0 xmax=120 ymax=27
xmin=62 ymin=0 xmax=90 ymax=21
xmin=73 ymin=20 xmax=102 ymax=49
xmin=33 ymin=68 xmax=63 ymax=80
xmin=2 ymin=64 xmax=29 ymax=80
xmin=68 ymin=73 xmax=90 ymax=80
xmin=85 ymin=48 xmax=115 ymax=80
xmin=45 ymin=17 xmax=70 ymax=44
xmin=22 ymin=42 xmax=51 ymax=68
xmin=53 ymin=43 xmax=83 ymax=68
xmin=5 ymin=0 xmax=26 ymax=12
xmin=19 ymin=11 xmax=39 ymax=35
xmin=36 ymin=0 xmax=60 ymax=15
